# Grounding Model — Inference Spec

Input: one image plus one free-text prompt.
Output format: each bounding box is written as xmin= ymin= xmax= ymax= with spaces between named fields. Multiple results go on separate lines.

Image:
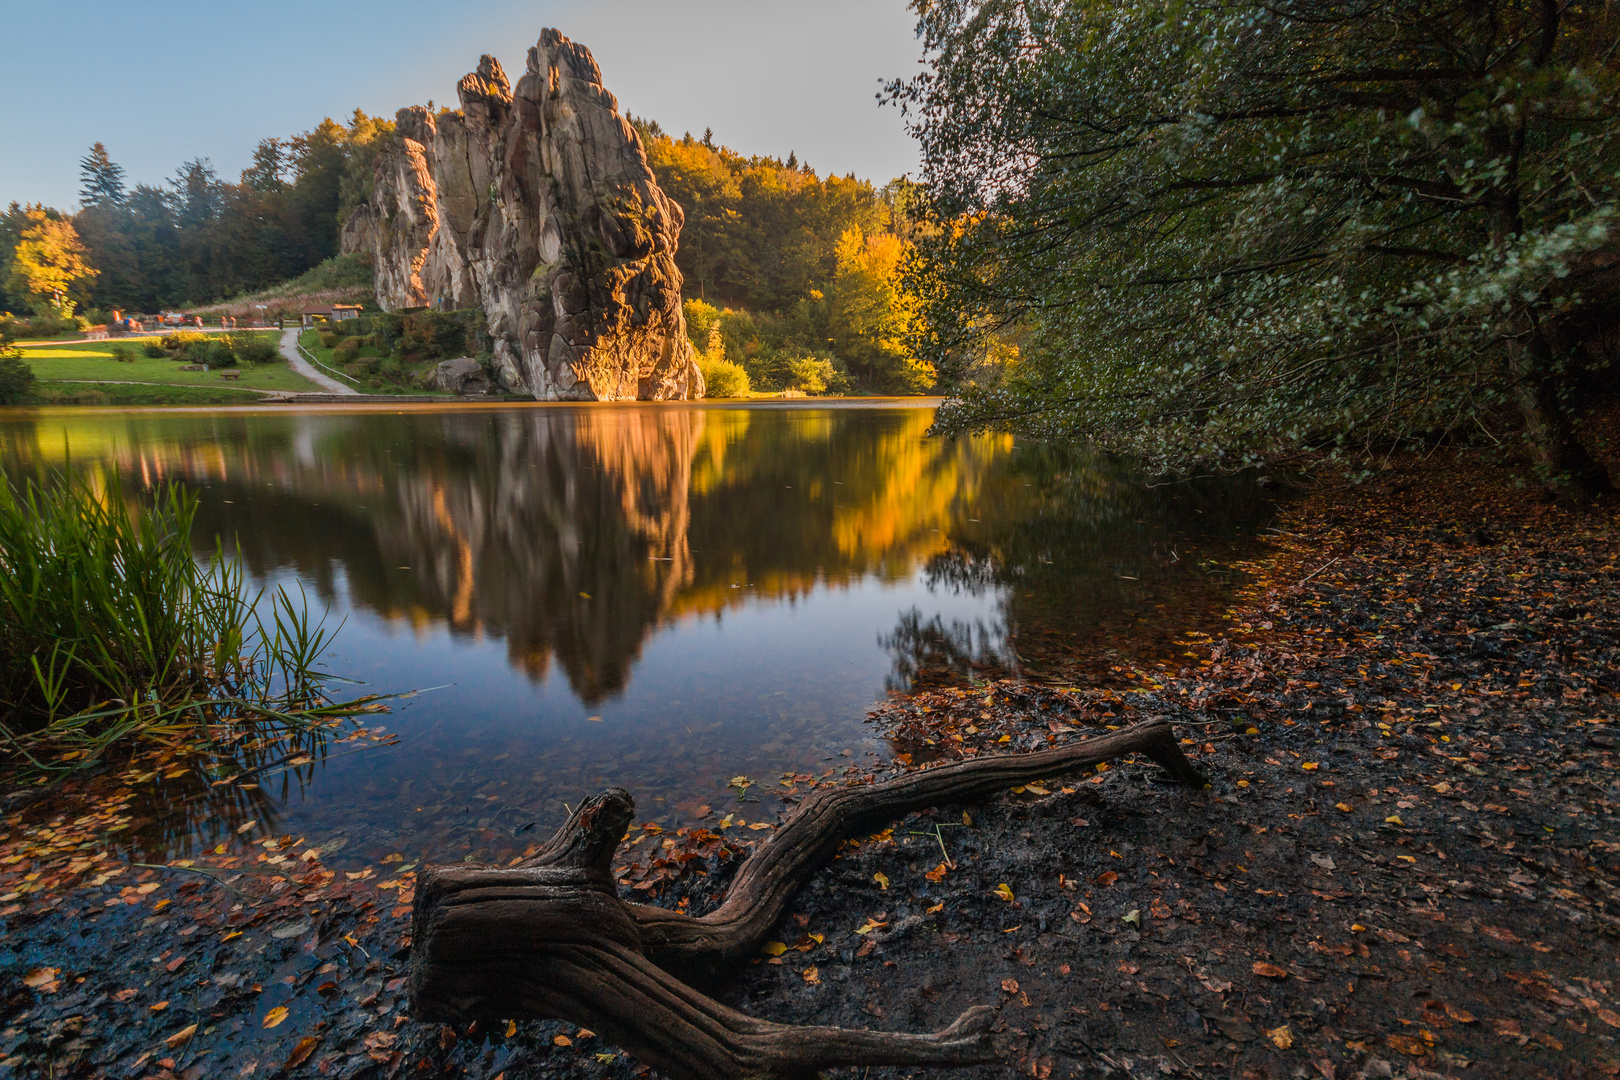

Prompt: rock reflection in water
xmin=0 ymin=405 xmax=1270 ymax=862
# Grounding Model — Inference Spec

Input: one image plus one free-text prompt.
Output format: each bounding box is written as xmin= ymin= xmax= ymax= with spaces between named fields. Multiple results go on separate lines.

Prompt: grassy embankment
xmin=14 ymin=332 xmax=320 ymax=404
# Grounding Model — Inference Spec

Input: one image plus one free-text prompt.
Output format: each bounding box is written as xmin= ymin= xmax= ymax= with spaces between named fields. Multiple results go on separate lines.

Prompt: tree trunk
xmin=407 ymin=717 xmax=1205 ymax=1080
xmin=1508 ymin=326 xmax=1612 ymax=497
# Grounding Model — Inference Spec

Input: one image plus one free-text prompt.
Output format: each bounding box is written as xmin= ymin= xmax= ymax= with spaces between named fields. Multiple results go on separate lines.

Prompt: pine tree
xmin=77 ymin=143 xmax=126 ymax=207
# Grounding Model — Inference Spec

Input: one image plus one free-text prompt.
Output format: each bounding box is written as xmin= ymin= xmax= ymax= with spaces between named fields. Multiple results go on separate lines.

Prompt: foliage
xmin=0 ymin=359 xmax=33 ymax=405
xmin=787 ymin=356 xmax=839 ymax=395
xmin=0 ymin=474 xmax=379 ymax=771
xmin=141 ymin=340 xmax=167 ymax=358
xmin=895 ymin=0 xmax=1620 ymax=490
xmin=34 ymin=113 xmax=393 ymax=315
xmin=234 ymin=335 xmax=280 ymax=365
xmin=697 ymin=355 xmax=752 ymax=398
xmin=4 ymin=207 xmax=97 ymax=317
xmin=110 ymin=345 xmax=136 ymax=364
xmin=639 ymin=122 xmax=931 ymax=393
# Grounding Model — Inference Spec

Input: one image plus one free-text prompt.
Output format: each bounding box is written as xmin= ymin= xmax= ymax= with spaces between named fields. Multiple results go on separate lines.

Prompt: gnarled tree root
xmin=409 ymin=717 xmax=1204 ymax=1080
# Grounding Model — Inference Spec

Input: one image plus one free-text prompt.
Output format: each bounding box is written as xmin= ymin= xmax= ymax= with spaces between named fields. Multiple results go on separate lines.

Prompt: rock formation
xmin=342 ymin=30 xmax=703 ymax=401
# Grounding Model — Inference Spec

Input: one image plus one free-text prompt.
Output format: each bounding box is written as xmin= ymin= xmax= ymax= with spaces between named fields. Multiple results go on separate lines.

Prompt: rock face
xmin=342 ymin=30 xmax=703 ymax=401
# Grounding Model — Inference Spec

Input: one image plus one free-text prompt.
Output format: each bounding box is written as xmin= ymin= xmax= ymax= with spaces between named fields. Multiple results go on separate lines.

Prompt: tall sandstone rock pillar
xmin=341 ymin=30 xmax=703 ymax=401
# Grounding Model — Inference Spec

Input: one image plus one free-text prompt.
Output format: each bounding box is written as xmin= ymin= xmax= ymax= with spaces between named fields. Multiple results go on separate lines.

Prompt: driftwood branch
xmin=409 ymin=717 xmax=1203 ymax=1080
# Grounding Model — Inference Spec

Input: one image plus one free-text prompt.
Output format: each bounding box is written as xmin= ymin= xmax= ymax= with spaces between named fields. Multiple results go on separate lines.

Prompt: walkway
xmin=279 ymin=328 xmax=359 ymax=395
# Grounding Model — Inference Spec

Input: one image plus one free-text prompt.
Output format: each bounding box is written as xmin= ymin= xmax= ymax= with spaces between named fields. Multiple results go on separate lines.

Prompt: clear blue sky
xmin=0 ymin=0 xmax=924 ymax=210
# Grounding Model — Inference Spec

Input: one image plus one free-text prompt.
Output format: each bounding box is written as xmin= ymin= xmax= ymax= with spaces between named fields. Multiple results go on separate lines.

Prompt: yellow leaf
xmin=873 ymin=872 xmax=890 ymax=890
xmin=1336 ymin=802 xmax=1354 ymax=812
xmin=761 ymin=941 xmax=790 ymax=957
xmin=165 ymin=1023 xmax=198 ymax=1049
xmin=263 ymin=1005 xmax=289 ymax=1028
xmin=1301 ymin=762 xmax=1319 ymax=771
xmin=855 ymin=918 xmax=887 ymax=935
xmin=506 ymin=1020 xmax=517 ymax=1036
xmin=747 ymin=822 xmax=772 ymax=831
xmin=554 ymin=1034 xmax=572 ymax=1046
xmin=1385 ymin=815 xmax=1404 ymax=825
xmin=802 ymin=966 xmax=820 ymax=985
xmin=992 ymin=883 xmax=1015 ymax=902
xmin=1025 ymin=784 xmax=1050 ymax=795
xmin=1266 ymin=1025 xmax=1293 ymax=1049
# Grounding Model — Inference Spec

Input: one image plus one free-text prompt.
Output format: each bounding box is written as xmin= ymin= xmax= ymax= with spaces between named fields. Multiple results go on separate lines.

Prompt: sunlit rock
xmin=342 ymin=30 xmax=703 ymax=402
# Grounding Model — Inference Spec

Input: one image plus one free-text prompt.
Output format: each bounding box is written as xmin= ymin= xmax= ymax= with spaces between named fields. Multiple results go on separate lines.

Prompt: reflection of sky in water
xmin=0 ymin=404 xmax=1268 ymax=863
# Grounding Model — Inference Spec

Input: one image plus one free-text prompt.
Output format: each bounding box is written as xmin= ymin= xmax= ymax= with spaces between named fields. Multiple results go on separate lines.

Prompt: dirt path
xmin=278 ymin=328 xmax=358 ymax=395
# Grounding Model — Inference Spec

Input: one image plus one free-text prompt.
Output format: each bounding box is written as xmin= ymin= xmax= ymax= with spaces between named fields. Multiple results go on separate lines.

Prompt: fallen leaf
xmin=1267 ymin=1025 xmax=1294 ymax=1049
xmin=873 ymin=872 xmax=890 ymax=890
xmin=1442 ymin=1003 xmax=1476 ymax=1024
xmin=1024 ymin=784 xmax=1050 ymax=795
xmin=1310 ymin=854 xmax=1336 ymax=871
xmin=925 ymin=902 xmax=944 ymax=915
xmin=924 ymin=862 xmax=949 ymax=882
xmin=1121 ymin=909 xmax=1141 ymax=926
xmin=237 ymin=819 xmax=258 ymax=833
xmin=263 ymin=1005 xmax=289 ymax=1028
xmin=165 ymin=1024 xmax=198 ymax=1049
xmin=992 ymin=883 xmax=1015 ymax=902
xmin=1252 ymin=962 xmax=1289 ymax=979
xmin=150 ymin=1001 xmax=169 ymax=1012
xmin=1095 ymin=870 xmax=1118 ymax=886
xmin=1001 ymin=978 xmax=1020 ymax=994
xmin=554 ymin=1035 xmax=572 ymax=1047
xmin=22 ymin=967 xmax=60 ymax=991
xmin=1336 ymin=802 xmax=1354 ymax=812
xmin=761 ymin=941 xmax=789 ymax=957
xmin=1198 ymin=974 xmax=1233 ymax=993
xmin=1595 ymin=1008 xmax=1620 ymax=1031
xmin=286 ymin=1036 xmax=319 ymax=1068
xmin=1387 ymin=1033 xmax=1428 ymax=1056
xmin=855 ymin=918 xmax=887 ymax=935
xmin=802 ymin=966 xmax=820 ymax=985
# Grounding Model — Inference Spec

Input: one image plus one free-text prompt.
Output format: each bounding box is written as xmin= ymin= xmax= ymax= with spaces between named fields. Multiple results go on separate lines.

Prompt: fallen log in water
xmin=408 ymin=717 xmax=1205 ymax=1080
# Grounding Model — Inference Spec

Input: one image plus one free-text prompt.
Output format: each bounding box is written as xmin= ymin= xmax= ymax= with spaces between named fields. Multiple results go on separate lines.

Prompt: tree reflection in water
xmin=0 ymin=406 xmax=1272 ymax=861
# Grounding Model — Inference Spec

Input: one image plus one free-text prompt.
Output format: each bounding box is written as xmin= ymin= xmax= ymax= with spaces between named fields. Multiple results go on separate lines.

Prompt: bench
xmin=219 ymin=371 xmax=242 ymax=380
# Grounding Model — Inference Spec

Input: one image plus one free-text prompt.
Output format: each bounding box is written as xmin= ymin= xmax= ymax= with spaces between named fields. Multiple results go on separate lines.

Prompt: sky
xmin=0 ymin=0 xmax=925 ymax=210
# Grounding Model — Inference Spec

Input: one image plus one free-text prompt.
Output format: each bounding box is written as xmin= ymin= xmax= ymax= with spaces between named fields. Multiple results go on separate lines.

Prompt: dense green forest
xmin=1 ymin=114 xmax=929 ymax=393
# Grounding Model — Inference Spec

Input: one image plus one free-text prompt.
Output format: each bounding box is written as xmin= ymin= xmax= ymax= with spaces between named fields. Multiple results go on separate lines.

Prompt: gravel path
xmin=279 ymin=328 xmax=359 ymax=395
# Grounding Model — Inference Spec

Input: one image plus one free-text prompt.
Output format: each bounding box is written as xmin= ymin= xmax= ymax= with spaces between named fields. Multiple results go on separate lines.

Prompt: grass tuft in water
xmin=0 ymin=472 xmax=384 ymax=777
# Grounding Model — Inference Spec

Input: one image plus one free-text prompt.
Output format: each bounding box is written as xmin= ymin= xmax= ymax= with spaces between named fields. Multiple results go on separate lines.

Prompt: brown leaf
xmin=165 ymin=1024 xmax=198 ymax=1049
xmin=286 ymin=1036 xmax=320 ymax=1068
xmin=1095 ymin=870 xmax=1118 ymax=886
xmin=1267 ymin=1025 xmax=1294 ymax=1049
xmin=1387 ymin=1033 xmax=1428 ymax=1056
xmin=1001 ymin=978 xmax=1020 ymax=994
xmin=1252 ymin=962 xmax=1289 ymax=979
xmin=165 ymin=955 xmax=187 ymax=972
xmin=1442 ymin=1003 xmax=1476 ymax=1024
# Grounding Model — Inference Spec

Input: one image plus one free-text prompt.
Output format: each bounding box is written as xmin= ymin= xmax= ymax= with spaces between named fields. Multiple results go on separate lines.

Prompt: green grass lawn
xmin=33 ymin=383 xmax=271 ymax=406
xmin=16 ymin=333 xmax=321 ymax=395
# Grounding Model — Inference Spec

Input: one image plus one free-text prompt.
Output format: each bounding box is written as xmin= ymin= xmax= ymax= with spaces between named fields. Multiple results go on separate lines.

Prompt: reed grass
xmin=0 ymin=472 xmax=383 ymax=776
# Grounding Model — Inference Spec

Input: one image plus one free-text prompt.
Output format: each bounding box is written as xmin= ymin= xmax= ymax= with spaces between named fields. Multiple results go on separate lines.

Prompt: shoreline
xmin=2 ymin=447 xmax=1615 ymax=1079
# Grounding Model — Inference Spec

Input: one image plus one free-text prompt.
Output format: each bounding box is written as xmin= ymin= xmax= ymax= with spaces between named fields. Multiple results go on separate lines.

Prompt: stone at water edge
xmin=343 ymin=29 xmax=703 ymax=402
xmin=432 ymin=357 xmax=495 ymax=396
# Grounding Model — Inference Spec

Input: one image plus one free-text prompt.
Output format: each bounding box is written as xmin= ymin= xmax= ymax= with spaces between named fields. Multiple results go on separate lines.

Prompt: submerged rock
xmin=342 ymin=29 xmax=703 ymax=402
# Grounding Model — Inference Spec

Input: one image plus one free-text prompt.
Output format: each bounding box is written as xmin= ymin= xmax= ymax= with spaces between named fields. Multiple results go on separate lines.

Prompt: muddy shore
xmin=2 ymin=450 xmax=1616 ymax=1080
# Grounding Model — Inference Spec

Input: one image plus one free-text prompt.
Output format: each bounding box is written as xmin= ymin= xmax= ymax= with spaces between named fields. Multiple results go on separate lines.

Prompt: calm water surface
xmin=0 ymin=403 xmax=1271 ymax=864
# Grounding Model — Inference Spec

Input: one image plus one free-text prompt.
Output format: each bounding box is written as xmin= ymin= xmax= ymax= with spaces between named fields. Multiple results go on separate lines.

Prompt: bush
xmin=787 ymin=357 xmax=839 ymax=395
xmin=232 ymin=336 xmax=280 ymax=365
xmin=698 ymin=356 xmax=750 ymax=398
xmin=142 ymin=340 xmax=167 ymax=358
xmin=111 ymin=345 xmax=137 ymax=364
xmin=0 ymin=357 xmax=35 ymax=404
xmin=319 ymin=332 xmax=339 ymax=349
xmin=161 ymin=330 xmax=206 ymax=351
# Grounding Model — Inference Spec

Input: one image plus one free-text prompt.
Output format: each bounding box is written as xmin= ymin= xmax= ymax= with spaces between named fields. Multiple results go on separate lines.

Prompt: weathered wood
xmin=408 ymin=718 xmax=1204 ymax=1080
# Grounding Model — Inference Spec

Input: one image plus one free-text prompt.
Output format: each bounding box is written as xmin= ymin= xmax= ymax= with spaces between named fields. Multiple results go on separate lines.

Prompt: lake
xmin=0 ymin=402 xmax=1271 ymax=867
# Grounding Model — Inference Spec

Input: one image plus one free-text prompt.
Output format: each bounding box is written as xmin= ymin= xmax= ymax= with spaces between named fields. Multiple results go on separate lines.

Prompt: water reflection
xmin=0 ymin=404 xmax=1270 ymax=861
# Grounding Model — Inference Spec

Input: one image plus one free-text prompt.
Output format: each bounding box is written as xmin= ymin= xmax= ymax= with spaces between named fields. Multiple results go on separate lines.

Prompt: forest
xmin=1 ymin=115 xmax=928 ymax=394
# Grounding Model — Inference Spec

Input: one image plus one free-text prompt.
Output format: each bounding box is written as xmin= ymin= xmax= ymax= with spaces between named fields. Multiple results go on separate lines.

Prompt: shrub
xmin=161 ymin=330 xmax=206 ymax=351
xmin=0 ymin=357 xmax=35 ymax=404
xmin=787 ymin=357 xmax=838 ymax=395
xmin=232 ymin=336 xmax=280 ymax=365
xmin=319 ymin=332 xmax=339 ymax=349
xmin=142 ymin=340 xmax=167 ymax=358
xmin=698 ymin=356 xmax=750 ymax=398
xmin=368 ymin=376 xmax=384 ymax=389
xmin=110 ymin=345 xmax=137 ymax=364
